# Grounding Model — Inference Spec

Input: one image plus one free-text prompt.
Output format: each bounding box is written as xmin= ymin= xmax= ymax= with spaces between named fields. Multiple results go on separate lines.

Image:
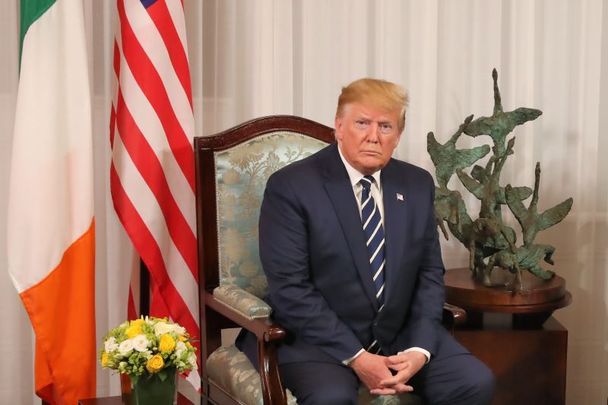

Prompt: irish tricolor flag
xmin=7 ymin=0 xmax=96 ymax=404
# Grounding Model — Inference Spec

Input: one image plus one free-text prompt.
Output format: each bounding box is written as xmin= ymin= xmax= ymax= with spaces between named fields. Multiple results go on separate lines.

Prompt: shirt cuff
xmin=398 ymin=347 xmax=431 ymax=364
xmin=342 ymin=348 xmax=365 ymax=366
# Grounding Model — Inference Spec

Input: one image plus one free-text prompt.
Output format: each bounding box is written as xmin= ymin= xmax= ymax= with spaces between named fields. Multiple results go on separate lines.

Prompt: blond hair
xmin=336 ymin=78 xmax=408 ymax=132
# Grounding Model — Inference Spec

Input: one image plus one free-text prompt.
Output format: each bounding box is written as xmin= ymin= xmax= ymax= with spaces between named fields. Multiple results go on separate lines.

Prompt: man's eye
xmin=355 ymin=120 xmax=370 ymax=129
xmin=378 ymin=123 xmax=393 ymax=133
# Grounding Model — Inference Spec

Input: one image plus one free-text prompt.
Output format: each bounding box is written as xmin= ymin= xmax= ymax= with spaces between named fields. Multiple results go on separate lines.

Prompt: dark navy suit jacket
xmin=237 ymin=143 xmax=450 ymax=366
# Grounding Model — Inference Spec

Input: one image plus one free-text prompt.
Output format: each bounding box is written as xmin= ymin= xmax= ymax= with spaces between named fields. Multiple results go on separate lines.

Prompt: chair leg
xmin=258 ymin=340 xmax=287 ymax=405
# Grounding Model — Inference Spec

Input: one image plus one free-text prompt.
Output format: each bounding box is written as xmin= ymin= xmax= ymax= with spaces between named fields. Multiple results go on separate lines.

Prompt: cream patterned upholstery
xmin=213 ymin=284 xmax=271 ymax=319
xmin=213 ymin=132 xmax=327 ymax=298
xmin=207 ymin=345 xmax=298 ymax=405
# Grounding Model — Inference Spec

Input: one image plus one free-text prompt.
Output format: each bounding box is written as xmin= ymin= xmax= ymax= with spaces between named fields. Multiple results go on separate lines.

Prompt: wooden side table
xmin=445 ymin=268 xmax=571 ymax=405
xmin=456 ymin=316 xmax=568 ymax=405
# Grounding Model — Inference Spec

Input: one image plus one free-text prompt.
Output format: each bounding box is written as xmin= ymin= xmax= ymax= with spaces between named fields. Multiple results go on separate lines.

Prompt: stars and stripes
xmin=110 ymin=0 xmax=199 ymax=387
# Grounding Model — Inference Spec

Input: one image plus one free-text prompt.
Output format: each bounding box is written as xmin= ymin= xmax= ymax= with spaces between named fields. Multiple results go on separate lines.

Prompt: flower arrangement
xmin=100 ymin=317 xmax=197 ymax=385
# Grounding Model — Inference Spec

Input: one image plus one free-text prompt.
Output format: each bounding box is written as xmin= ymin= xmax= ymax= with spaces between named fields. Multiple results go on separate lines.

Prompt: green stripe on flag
xmin=20 ymin=0 xmax=56 ymax=58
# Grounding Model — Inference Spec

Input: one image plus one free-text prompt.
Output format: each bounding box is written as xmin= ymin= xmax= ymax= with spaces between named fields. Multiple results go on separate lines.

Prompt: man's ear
xmin=395 ymin=121 xmax=404 ymax=144
xmin=334 ymin=116 xmax=344 ymax=141
xmin=396 ymin=129 xmax=403 ymax=143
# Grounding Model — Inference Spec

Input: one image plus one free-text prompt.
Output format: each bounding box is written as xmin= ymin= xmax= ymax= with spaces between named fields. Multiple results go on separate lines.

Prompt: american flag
xmin=110 ymin=0 xmax=199 ymax=387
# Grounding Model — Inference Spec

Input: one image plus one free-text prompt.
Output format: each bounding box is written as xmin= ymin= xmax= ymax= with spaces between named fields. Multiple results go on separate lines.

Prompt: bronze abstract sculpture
xmin=428 ymin=69 xmax=573 ymax=291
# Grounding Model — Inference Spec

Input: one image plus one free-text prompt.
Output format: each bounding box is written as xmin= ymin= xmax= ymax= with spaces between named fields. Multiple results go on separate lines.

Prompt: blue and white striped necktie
xmin=359 ymin=175 xmax=386 ymax=306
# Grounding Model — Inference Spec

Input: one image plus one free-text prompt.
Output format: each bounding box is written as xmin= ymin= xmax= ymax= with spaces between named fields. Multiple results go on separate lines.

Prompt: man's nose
xmin=366 ymin=123 xmax=380 ymax=142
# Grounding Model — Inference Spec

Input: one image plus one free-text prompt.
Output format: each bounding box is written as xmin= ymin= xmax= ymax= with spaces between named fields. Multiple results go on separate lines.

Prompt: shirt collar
xmin=337 ymin=144 xmax=381 ymax=189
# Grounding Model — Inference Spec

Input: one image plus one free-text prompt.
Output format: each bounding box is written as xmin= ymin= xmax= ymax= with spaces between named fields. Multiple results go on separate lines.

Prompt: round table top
xmin=444 ymin=267 xmax=571 ymax=314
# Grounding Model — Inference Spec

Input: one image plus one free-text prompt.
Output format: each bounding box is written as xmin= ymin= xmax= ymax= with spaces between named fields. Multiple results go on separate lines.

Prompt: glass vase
xmin=128 ymin=368 xmax=177 ymax=405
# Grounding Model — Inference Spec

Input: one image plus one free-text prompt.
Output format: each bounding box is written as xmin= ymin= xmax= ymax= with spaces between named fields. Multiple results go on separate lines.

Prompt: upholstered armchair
xmin=194 ymin=116 xmax=465 ymax=405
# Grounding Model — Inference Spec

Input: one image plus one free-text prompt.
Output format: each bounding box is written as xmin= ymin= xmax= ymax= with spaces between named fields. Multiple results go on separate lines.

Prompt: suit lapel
xmin=322 ymin=145 xmax=379 ymax=309
xmin=381 ymin=160 xmax=410 ymax=305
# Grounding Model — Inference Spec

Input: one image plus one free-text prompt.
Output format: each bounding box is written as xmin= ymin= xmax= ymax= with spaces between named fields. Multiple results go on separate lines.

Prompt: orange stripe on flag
xmin=20 ymin=221 xmax=96 ymax=405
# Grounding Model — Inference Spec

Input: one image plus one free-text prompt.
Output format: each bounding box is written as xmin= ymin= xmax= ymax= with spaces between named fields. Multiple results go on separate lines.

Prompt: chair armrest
xmin=442 ymin=303 xmax=467 ymax=332
xmin=213 ymin=285 xmax=272 ymax=319
xmin=205 ymin=290 xmax=288 ymax=405
xmin=205 ymin=291 xmax=286 ymax=342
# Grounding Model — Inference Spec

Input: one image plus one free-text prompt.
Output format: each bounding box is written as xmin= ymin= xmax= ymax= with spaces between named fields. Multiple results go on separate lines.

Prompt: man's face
xmin=335 ymin=102 xmax=402 ymax=175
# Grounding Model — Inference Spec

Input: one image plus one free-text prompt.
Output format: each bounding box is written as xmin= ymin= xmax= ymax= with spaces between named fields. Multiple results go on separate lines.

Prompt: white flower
xmin=153 ymin=322 xmax=173 ymax=336
xmin=154 ymin=321 xmax=187 ymax=336
xmin=104 ymin=337 xmax=118 ymax=352
xmin=132 ymin=335 xmax=149 ymax=352
xmin=118 ymin=339 xmax=134 ymax=356
xmin=174 ymin=341 xmax=187 ymax=357
xmin=188 ymin=353 xmax=198 ymax=370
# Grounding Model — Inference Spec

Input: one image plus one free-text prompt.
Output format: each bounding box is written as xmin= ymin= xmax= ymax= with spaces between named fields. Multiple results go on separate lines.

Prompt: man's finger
xmin=391 ymin=383 xmax=414 ymax=393
xmin=380 ymin=370 xmax=413 ymax=387
xmin=370 ymin=387 xmax=398 ymax=395
xmin=386 ymin=354 xmax=407 ymax=364
xmin=387 ymin=361 xmax=410 ymax=371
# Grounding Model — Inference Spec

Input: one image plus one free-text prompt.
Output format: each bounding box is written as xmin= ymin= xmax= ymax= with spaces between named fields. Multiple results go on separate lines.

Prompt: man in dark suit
xmin=237 ymin=78 xmax=494 ymax=404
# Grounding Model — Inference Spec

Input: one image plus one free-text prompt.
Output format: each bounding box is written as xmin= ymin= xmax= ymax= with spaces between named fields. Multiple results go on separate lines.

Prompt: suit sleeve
xmin=390 ymin=173 xmax=446 ymax=356
xmin=259 ymin=172 xmax=363 ymax=362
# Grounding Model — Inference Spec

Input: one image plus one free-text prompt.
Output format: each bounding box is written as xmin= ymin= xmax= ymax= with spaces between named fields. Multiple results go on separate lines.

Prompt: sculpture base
xmin=445 ymin=267 xmax=571 ymax=328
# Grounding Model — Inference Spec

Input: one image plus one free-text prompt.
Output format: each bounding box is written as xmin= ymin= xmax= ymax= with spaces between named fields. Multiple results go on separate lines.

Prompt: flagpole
xmin=139 ymin=260 xmax=150 ymax=316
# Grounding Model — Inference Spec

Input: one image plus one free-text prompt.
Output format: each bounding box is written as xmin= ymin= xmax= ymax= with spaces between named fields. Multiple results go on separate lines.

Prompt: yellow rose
xmin=131 ymin=318 xmax=145 ymax=327
xmin=159 ymin=334 xmax=176 ymax=354
xmin=101 ymin=352 xmax=110 ymax=367
xmin=146 ymin=354 xmax=164 ymax=373
xmin=125 ymin=323 xmax=143 ymax=338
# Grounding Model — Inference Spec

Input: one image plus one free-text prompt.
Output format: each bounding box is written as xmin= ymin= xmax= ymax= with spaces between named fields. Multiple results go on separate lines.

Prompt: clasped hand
xmin=350 ymin=350 xmax=426 ymax=395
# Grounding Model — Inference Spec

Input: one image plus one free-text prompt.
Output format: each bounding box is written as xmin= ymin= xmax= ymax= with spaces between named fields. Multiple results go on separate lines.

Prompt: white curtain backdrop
xmin=1 ymin=0 xmax=607 ymax=403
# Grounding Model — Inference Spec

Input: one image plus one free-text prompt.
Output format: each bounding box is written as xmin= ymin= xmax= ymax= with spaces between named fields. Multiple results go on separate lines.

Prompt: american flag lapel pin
xmin=396 ymin=192 xmax=404 ymax=201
